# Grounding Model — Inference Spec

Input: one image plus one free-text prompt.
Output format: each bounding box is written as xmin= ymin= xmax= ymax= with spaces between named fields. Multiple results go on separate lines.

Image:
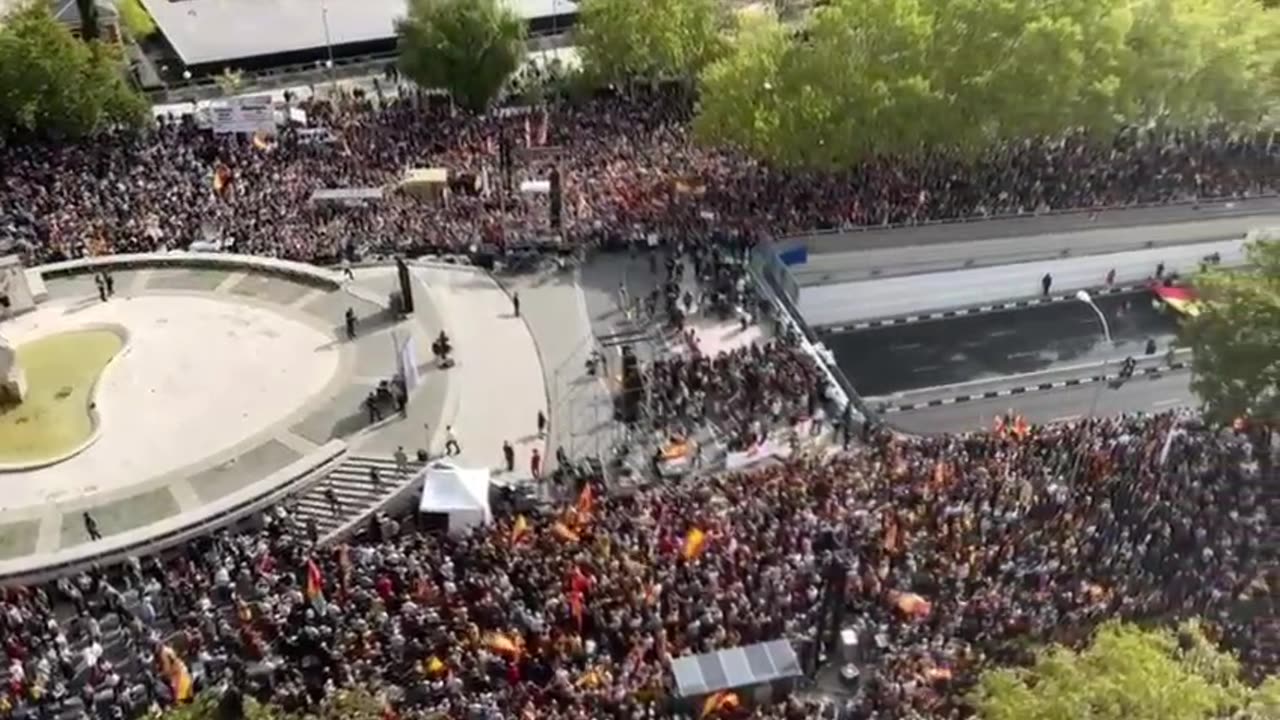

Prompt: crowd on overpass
xmin=0 ymin=410 xmax=1271 ymax=720
xmin=2 ymin=87 xmax=1279 ymax=265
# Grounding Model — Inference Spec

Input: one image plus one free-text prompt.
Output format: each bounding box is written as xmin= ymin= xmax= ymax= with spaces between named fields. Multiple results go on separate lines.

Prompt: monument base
xmin=0 ymin=365 xmax=24 ymax=405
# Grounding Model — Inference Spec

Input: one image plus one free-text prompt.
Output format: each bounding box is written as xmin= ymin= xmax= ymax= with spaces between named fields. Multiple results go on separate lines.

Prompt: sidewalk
xmin=411 ymin=267 xmax=548 ymax=481
xmin=498 ymin=271 xmax=616 ymax=473
xmin=793 ymin=211 xmax=1275 ymax=285
xmin=792 ymin=195 xmax=1280 ymax=255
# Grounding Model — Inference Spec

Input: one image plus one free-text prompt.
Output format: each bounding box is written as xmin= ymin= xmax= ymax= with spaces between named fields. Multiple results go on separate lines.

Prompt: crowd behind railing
xmin=0 ymin=411 xmax=1272 ymax=720
xmin=3 ymin=85 xmax=1280 ymax=267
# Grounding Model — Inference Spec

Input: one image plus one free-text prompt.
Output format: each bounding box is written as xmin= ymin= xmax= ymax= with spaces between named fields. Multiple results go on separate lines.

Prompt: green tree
xmin=692 ymin=8 xmax=789 ymax=158
xmin=972 ymin=621 xmax=1276 ymax=720
xmin=0 ymin=1 xmax=148 ymax=139
xmin=575 ymin=0 xmax=726 ymax=85
xmin=1181 ymin=239 xmax=1280 ymax=426
xmin=395 ymin=0 xmax=526 ymax=114
xmin=692 ymin=0 xmax=1280 ymax=167
xmin=75 ymin=0 xmax=100 ymax=41
xmin=1117 ymin=0 xmax=1280 ymax=128
xmin=116 ymin=0 xmax=157 ymax=40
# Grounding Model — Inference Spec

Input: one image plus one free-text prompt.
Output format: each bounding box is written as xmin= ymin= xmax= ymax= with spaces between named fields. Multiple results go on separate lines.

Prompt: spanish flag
xmin=212 ymin=163 xmax=233 ymax=195
xmin=551 ymin=521 xmax=580 ymax=543
xmin=172 ymin=659 xmax=194 ymax=702
xmin=1152 ymin=284 xmax=1203 ymax=317
xmin=305 ymin=558 xmax=324 ymax=600
xmin=682 ymin=528 xmax=707 ymax=560
xmin=570 ymin=590 xmax=585 ymax=632
xmin=486 ymin=632 xmax=521 ymax=658
xmin=576 ymin=483 xmax=594 ymax=516
xmin=700 ymin=690 xmax=741 ymax=718
xmin=510 ymin=514 xmax=531 ymax=544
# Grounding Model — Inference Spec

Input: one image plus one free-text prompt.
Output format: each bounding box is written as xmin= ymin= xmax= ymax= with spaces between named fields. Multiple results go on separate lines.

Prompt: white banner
xmin=725 ymin=440 xmax=775 ymax=471
xmin=211 ymin=95 xmax=277 ymax=135
xmin=400 ymin=333 xmax=420 ymax=394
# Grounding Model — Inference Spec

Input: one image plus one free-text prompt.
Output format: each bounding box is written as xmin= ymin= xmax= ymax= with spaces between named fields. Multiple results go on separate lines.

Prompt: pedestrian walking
xmin=1156 ymin=262 xmax=1165 ymax=279
xmin=104 ymin=272 xmax=115 ymax=297
xmin=444 ymin=426 xmax=461 ymax=456
xmin=369 ymin=466 xmax=382 ymax=490
xmin=530 ymin=448 xmax=542 ymax=479
xmin=94 ymin=273 xmax=107 ymax=302
xmin=512 ymin=291 xmax=520 ymax=317
xmin=394 ymin=446 xmax=409 ymax=480
xmin=341 ymin=258 xmax=354 ymax=281
xmin=83 ymin=512 xmax=102 ymax=541
xmin=325 ymin=487 xmax=341 ymax=517
xmin=1041 ymin=272 xmax=1053 ymax=297
xmin=537 ymin=410 xmax=547 ymax=438
xmin=345 ymin=307 xmax=357 ymax=340
xmin=1105 ymin=268 xmax=1116 ymax=287
xmin=503 ymin=440 xmax=515 ymax=472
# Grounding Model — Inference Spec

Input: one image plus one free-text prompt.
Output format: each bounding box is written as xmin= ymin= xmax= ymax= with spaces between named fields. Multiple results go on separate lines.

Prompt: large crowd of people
xmin=0 ymin=411 xmax=1272 ymax=720
xmin=3 ymin=85 xmax=1279 ymax=267
xmin=0 ymin=62 xmax=1277 ymax=720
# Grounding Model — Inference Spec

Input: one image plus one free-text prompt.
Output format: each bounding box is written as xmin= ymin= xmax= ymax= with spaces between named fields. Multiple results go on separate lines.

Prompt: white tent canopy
xmin=417 ymin=461 xmax=492 ymax=535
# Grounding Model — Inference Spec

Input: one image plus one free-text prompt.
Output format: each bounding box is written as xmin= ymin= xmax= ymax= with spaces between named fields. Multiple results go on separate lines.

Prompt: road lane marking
xmin=1152 ymin=398 xmax=1184 ymax=407
xmin=890 ymin=342 xmax=923 ymax=350
xmin=1006 ymin=351 xmax=1042 ymax=359
xmin=988 ymin=329 xmax=1015 ymax=338
xmin=912 ymin=364 xmax=941 ymax=373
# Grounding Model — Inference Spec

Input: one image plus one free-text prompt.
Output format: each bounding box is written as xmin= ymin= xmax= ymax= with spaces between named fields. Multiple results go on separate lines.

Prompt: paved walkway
xmin=411 ymin=266 xmax=548 ymax=481
xmin=793 ymin=212 xmax=1279 ymax=285
xmin=791 ymin=195 xmax=1280 ymax=254
xmin=799 ymin=237 xmax=1243 ymax=327
xmin=498 ymin=271 xmax=615 ymax=472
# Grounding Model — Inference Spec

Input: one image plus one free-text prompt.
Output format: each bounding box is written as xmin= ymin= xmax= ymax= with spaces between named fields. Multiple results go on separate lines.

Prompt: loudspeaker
xmin=395 ymin=256 xmax=414 ymax=314
xmin=549 ymin=166 xmax=562 ymax=230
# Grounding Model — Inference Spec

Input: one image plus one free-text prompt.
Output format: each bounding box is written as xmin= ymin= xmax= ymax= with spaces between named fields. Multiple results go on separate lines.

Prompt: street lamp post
xmin=1069 ymin=289 xmax=1114 ymax=481
xmin=1075 ymin=290 xmax=1113 ymax=345
xmin=320 ymin=0 xmax=337 ymax=89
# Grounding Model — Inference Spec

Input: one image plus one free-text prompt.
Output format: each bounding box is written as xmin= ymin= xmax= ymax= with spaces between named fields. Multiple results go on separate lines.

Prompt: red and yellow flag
xmin=510 ymin=514 xmax=531 ymax=544
xmin=700 ymin=690 xmax=741 ymax=718
xmin=576 ymin=484 xmax=594 ymax=517
xmin=683 ymin=528 xmax=707 ymax=560
xmin=305 ymin=558 xmax=324 ymax=600
xmin=486 ymin=632 xmax=521 ymax=658
xmin=551 ymin=521 xmax=580 ymax=543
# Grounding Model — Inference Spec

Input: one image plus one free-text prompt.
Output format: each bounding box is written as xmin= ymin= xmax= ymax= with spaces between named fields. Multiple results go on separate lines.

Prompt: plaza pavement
xmin=495 ymin=269 xmax=616 ymax=473
xmin=0 ymin=265 xmax=449 ymax=574
xmin=407 ymin=265 xmax=548 ymax=482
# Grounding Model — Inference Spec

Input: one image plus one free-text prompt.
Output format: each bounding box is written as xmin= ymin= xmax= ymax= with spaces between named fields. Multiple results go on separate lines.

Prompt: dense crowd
xmin=646 ymin=339 xmax=825 ymax=450
xmin=1 ymin=410 xmax=1272 ymax=720
xmin=3 ymin=86 xmax=1280 ymax=266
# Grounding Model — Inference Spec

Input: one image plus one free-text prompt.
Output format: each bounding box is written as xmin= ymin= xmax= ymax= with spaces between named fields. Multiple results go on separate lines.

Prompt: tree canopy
xmin=693 ymin=0 xmax=1280 ymax=167
xmin=575 ymin=0 xmax=727 ymax=85
xmin=1181 ymin=239 xmax=1280 ymax=426
xmin=972 ymin=621 xmax=1280 ymax=720
xmin=0 ymin=0 xmax=148 ymax=140
xmin=395 ymin=0 xmax=526 ymax=114
xmin=116 ymin=0 xmax=158 ymax=40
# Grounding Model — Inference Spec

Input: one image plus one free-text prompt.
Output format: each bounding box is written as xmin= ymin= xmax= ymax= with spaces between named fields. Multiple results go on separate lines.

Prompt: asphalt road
xmin=827 ymin=290 xmax=1180 ymax=396
xmin=890 ymin=368 xmax=1195 ymax=434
